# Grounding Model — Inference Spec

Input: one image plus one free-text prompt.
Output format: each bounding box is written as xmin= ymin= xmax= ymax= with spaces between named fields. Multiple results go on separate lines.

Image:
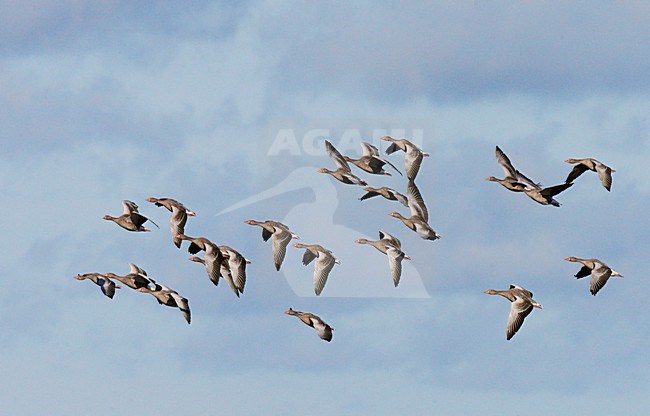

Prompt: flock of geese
xmin=75 ymin=138 xmax=620 ymax=341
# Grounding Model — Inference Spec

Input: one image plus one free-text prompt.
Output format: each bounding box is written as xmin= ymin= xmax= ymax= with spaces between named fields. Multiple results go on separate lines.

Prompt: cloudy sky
xmin=2 ymin=1 xmax=649 ymax=414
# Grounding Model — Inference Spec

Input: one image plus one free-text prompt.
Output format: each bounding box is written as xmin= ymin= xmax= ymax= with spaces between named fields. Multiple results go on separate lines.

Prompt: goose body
xmin=146 ymin=197 xmax=196 ymax=216
xmin=103 ymin=263 xmax=156 ymax=291
xmin=380 ymin=136 xmax=429 ymax=180
xmin=293 ymin=243 xmax=340 ymax=296
xmin=318 ymin=140 xmax=367 ymax=186
xmin=343 ymin=142 xmax=402 ymax=176
xmin=245 ymin=219 xmax=299 ymax=271
xmin=285 ymin=308 xmax=333 ymax=341
xmin=484 ymin=285 xmax=543 ymax=340
xmin=565 ymin=256 xmax=623 ymax=295
xmin=74 ymin=273 xmax=120 ymax=299
xmin=355 ymin=231 xmax=410 ymax=287
xmin=565 ymin=158 xmax=615 ymax=191
xmin=359 ymin=186 xmax=409 ymax=207
xmin=178 ymin=235 xmax=224 ymax=286
xmin=137 ymin=284 xmax=191 ymax=324
xmin=147 ymin=197 xmax=195 ymax=247
xmin=103 ymin=200 xmax=159 ymax=232
xmin=219 ymin=245 xmax=249 ymax=296
xmin=389 ymin=180 xmax=440 ymax=240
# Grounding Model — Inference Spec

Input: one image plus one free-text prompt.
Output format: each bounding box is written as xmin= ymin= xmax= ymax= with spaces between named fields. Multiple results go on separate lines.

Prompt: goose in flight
xmin=389 ymin=180 xmax=440 ymax=240
xmin=565 ymin=256 xmax=624 ymax=295
xmin=484 ymin=285 xmax=543 ymax=340
xmin=359 ymin=186 xmax=409 ymax=207
xmin=318 ymin=140 xmax=367 ymax=186
xmin=343 ymin=142 xmax=402 ymax=176
xmin=147 ymin=197 xmax=195 ymax=247
xmin=565 ymin=158 xmax=615 ymax=191
xmin=103 ymin=263 xmax=156 ymax=291
xmin=73 ymin=273 xmax=120 ymax=299
xmin=245 ymin=220 xmax=299 ymax=271
xmin=284 ymin=308 xmax=333 ymax=342
xmin=355 ymin=231 xmax=410 ymax=287
xmin=103 ymin=200 xmax=159 ymax=232
xmin=293 ymin=243 xmax=340 ymax=296
xmin=380 ymin=136 xmax=429 ymax=180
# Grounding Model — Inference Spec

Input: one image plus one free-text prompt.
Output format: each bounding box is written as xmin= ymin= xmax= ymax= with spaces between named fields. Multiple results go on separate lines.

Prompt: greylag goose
xmin=293 ymin=243 xmax=340 ymax=296
xmin=318 ymin=140 xmax=367 ymax=186
xmin=284 ymin=308 xmax=333 ymax=342
xmin=565 ymin=256 xmax=624 ymax=295
xmin=389 ymin=180 xmax=440 ymax=240
xmin=103 ymin=263 xmax=157 ymax=291
xmin=343 ymin=142 xmax=402 ymax=176
xmin=177 ymin=234 xmax=224 ymax=286
xmin=487 ymin=146 xmax=573 ymax=206
xmin=146 ymin=197 xmax=196 ymax=216
xmin=355 ymin=231 xmax=410 ymax=287
xmin=74 ymin=273 xmax=121 ymax=299
xmin=245 ymin=219 xmax=299 ymax=271
xmin=103 ymin=200 xmax=159 ymax=232
xmin=380 ymin=136 xmax=429 ymax=180
xmin=565 ymin=158 xmax=615 ymax=191
xmin=484 ymin=285 xmax=543 ymax=340
xmin=486 ymin=146 xmax=532 ymax=192
xmin=359 ymin=186 xmax=409 ymax=207
xmin=188 ymin=253 xmax=244 ymax=297
xmin=137 ymin=284 xmax=191 ymax=324
xmin=219 ymin=245 xmax=249 ymax=296
xmin=147 ymin=197 xmax=195 ymax=248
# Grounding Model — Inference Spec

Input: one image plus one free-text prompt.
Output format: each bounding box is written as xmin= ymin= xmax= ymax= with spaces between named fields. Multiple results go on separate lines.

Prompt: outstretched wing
xmin=407 ymin=180 xmax=428 ymax=223
xmin=313 ymin=253 xmax=336 ymax=296
xmin=325 ymin=140 xmax=351 ymax=172
xmin=506 ymin=298 xmax=534 ymax=340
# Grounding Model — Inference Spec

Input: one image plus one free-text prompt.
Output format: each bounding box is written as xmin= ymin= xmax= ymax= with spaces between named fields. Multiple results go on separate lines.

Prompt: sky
xmin=1 ymin=1 xmax=649 ymax=414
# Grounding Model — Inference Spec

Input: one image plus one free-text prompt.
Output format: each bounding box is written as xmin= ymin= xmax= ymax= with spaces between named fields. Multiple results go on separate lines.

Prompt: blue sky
xmin=1 ymin=1 xmax=649 ymax=414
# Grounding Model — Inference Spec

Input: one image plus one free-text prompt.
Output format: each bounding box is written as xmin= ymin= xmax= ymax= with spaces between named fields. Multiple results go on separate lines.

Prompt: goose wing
xmin=313 ymin=252 xmax=336 ymax=296
xmin=272 ymin=228 xmax=292 ymax=271
xmin=168 ymin=292 xmax=191 ymax=324
xmin=574 ymin=265 xmax=592 ymax=279
xmin=506 ymin=297 xmax=534 ymax=340
xmin=359 ymin=189 xmax=380 ymax=201
xmin=325 ymin=140 xmax=351 ymax=172
xmin=566 ymin=163 xmax=589 ymax=183
xmin=122 ymin=200 xmax=139 ymax=215
xmin=596 ymin=163 xmax=613 ymax=191
xmin=405 ymin=148 xmax=424 ymax=180
xmin=589 ymin=265 xmax=612 ymax=296
xmin=386 ymin=246 xmax=405 ymax=287
xmin=360 ymin=142 xmax=378 ymax=157
xmin=495 ymin=146 xmax=518 ymax=179
xmin=407 ymin=180 xmax=428 ymax=222
xmin=540 ymin=182 xmax=573 ymax=198
xmin=226 ymin=251 xmax=246 ymax=294
xmin=374 ymin=155 xmax=402 ymax=175
xmin=311 ymin=316 xmax=333 ymax=342
xmin=379 ymin=230 xmax=401 ymax=248
xmin=99 ymin=276 xmax=117 ymax=299
xmin=170 ymin=205 xmax=188 ymax=248
xmin=302 ymin=247 xmax=318 ymax=266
